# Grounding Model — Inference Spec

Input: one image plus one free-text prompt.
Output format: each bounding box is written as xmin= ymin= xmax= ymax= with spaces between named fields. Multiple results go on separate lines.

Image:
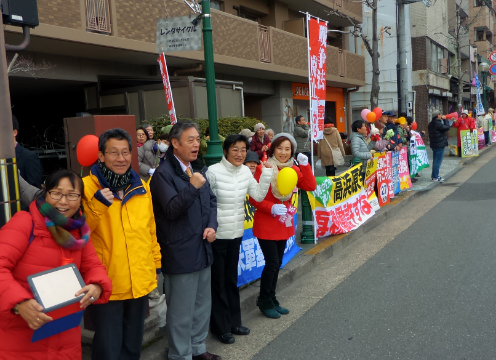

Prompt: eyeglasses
xmin=231 ymin=148 xmax=247 ymax=154
xmin=105 ymin=151 xmax=131 ymax=159
xmin=137 ymin=134 xmax=147 ymax=137
xmin=48 ymin=191 xmax=81 ymax=201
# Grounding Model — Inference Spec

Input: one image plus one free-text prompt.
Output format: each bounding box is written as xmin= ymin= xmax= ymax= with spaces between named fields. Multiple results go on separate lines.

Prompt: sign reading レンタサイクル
xmin=156 ymin=16 xmax=202 ymax=53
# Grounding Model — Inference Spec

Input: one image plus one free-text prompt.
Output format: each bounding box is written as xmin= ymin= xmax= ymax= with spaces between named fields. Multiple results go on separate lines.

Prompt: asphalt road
xmin=252 ymin=155 xmax=496 ymax=359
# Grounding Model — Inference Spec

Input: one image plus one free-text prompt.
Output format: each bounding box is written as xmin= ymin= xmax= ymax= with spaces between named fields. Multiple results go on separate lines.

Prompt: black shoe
xmin=231 ymin=326 xmax=250 ymax=335
xmin=217 ymin=333 xmax=235 ymax=344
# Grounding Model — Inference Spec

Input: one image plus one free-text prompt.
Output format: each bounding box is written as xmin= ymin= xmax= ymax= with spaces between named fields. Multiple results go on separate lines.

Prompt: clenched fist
xmin=190 ymin=172 xmax=206 ymax=189
xmin=100 ymin=188 xmax=114 ymax=204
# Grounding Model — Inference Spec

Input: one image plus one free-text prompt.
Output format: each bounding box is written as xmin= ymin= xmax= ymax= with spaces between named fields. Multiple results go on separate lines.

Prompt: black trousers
xmin=484 ymin=131 xmax=489 ymax=145
xmin=210 ymin=238 xmax=242 ymax=335
xmin=87 ymin=296 xmax=148 ymax=360
xmin=325 ymin=165 xmax=336 ymax=177
xmin=258 ymin=239 xmax=287 ymax=302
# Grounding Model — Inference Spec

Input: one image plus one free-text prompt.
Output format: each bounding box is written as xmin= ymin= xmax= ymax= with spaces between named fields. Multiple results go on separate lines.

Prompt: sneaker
xmin=437 ymin=177 xmax=445 ymax=182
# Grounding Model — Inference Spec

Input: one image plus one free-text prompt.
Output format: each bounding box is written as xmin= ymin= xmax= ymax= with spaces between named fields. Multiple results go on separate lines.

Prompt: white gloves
xmin=148 ymin=168 xmax=156 ymax=176
xmin=297 ymin=153 xmax=309 ymax=166
xmin=271 ymin=204 xmax=288 ymax=216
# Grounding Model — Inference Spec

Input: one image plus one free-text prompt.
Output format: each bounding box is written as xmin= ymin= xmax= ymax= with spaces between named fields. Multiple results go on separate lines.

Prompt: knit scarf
xmin=267 ymin=156 xmax=295 ymax=201
xmin=137 ymin=142 xmax=144 ymax=148
xmin=36 ymin=198 xmax=90 ymax=251
xmin=98 ymin=161 xmax=132 ymax=191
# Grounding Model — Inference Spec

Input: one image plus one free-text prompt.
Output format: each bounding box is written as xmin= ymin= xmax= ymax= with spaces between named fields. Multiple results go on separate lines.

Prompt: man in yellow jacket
xmin=82 ymin=128 xmax=161 ymax=360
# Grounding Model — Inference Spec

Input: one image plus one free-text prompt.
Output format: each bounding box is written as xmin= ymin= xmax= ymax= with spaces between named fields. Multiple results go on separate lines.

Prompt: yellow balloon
xmin=276 ymin=167 xmax=298 ymax=196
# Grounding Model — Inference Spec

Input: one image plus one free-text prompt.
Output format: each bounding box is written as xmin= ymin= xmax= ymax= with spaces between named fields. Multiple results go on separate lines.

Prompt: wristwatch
xmin=12 ymin=303 xmax=21 ymax=315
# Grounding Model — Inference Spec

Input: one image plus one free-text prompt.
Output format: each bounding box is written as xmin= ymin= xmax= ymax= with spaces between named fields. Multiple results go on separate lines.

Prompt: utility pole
xmin=200 ymin=0 xmax=223 ymax=166
xmin=397 ymin=0 xmax=410 ymax=115
xmin=370 ymin=0 xmax=380 ymax=109
xmin=0 ymin=15 xmax=20 ymax=227
xmin=456 ymin=6 xmax=463 ymax=110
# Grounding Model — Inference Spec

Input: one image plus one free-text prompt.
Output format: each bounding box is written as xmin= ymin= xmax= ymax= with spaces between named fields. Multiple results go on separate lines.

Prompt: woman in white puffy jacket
xmin=206 ymin=134 xmax=273 ymax=345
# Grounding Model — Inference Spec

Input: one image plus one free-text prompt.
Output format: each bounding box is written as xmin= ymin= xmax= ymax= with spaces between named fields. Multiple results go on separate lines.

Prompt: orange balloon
xmin=366 ymin=111 xmax=376 ymax=123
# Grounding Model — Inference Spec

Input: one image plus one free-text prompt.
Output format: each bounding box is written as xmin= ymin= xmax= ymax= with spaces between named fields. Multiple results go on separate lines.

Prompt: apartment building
xmin=5 ymin=0 xmax=365 ymax=141
xmin=348 ymin=0 xmax=414 ymax=119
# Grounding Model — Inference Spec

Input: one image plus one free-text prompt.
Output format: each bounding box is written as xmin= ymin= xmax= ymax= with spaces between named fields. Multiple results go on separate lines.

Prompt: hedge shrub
xmin=148 ymin=115 xmax=266 ymax=139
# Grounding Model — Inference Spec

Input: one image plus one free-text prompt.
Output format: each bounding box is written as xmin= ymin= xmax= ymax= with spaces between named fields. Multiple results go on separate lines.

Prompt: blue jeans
xmin=431 ymin=147 xmax=445 ymax=179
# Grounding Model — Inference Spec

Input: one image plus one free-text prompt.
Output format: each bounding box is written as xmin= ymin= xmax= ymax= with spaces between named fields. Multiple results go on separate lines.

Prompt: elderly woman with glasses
xmin=206 ymin=134 xmax=273 ymax=344
xmin=137 ymin=127 xmax=166 ymax=182
xmin=0 ymin=169 xmax=112 ymax=360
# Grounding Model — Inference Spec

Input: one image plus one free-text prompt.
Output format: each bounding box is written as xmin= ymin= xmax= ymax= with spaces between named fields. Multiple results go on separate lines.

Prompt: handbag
xmin=324 ymin=136 xmax=344 ymax=166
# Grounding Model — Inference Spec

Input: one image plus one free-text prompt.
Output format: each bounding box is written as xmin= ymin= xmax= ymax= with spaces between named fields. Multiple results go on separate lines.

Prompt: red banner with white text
xmin=158 ymin=53 xmax=177 ymax=124
xmin=307 ymin=15 xmax=327 ymax=141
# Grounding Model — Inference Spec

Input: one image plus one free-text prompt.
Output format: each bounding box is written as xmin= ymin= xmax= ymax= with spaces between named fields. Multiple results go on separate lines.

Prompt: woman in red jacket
xmin=452 ymin=110 xmax=476 ymax=157
xmin=250 ymin=133 xmax=316 ymax=319
xmin=0 ymin=169 xmax=112 ymax=360
xmin=250 ymin=123 xmax=271 ymax=160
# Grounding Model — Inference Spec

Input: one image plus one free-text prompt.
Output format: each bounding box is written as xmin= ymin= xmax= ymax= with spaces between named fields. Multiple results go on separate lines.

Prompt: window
xmin=430 ymin=41 xmax=450 ymax=74
xmin=86 ymin=0 xmax=111 ymax=34
xmin=240 ymin=11 xmax=259 ymax=22
xmin=210 ymin=0 xmax=223 ymax=11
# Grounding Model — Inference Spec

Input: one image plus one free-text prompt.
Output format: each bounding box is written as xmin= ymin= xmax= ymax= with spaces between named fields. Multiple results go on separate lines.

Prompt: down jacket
xmin=350 ymin=132 xmax=376 ymax=168
xmin=206 ymin=156 xmax=272 ymax=239
xmin=427 ymin=118 xmax=450 ymax=149
xmin=249 ymin=162 xmax=316 ymax=241
xmin=138 ymin=140 xmax=165 ymax=182
xmin=0 ymin=201 xmax=112 ymax=360
xmin=250 ymin=134 xmax=271 ymax=160
xmin=82 ymin=164 xmax=161 ymax=301
xmin=293 ymin=123 xmax=310 ymax=153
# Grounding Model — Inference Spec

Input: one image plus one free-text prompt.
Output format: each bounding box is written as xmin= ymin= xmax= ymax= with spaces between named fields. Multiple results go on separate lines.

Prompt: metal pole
xmin=483 ymin=71 xmax=487 ymax=111
xmin=397 ymin=0 xmax=410 ymax=115
xmin=201 ymin=0 xmax=223 ymax=166
xmin=0 ymin=15 xmax=20 ymax=227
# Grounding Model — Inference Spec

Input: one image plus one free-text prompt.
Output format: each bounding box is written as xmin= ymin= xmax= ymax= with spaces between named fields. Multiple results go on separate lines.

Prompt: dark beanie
xmin=244 ymin=150 xmax=260 ymax=165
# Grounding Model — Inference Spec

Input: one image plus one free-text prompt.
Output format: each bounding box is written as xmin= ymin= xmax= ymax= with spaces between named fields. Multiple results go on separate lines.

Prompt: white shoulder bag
xmin=324 ymin=136 xmax=344 ymax=166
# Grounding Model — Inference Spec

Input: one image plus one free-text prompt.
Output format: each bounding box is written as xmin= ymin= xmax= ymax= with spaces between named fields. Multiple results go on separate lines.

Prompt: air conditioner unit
xmin=1 ymin=0 xmax=39 ymax=27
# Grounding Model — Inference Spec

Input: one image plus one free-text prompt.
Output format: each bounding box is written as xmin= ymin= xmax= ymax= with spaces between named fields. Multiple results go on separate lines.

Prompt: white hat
xmin=462 ymin=110 xmax=469 ymax=115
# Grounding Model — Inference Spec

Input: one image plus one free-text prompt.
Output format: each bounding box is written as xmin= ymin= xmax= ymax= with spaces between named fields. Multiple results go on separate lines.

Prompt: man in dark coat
xmin=12 ymin=115 xmax=42 ymax=209
xmin=150 ymin=122 xmax=220 ymax=360
xmin=427 ymin=110 xmax=450 ymax=182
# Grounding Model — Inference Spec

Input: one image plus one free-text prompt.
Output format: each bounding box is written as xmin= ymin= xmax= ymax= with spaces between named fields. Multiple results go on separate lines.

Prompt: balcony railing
xmin=86 ymin=0 xmax=111 ymax=34
xmin=259 ymin=25 xmax=271 ymax=63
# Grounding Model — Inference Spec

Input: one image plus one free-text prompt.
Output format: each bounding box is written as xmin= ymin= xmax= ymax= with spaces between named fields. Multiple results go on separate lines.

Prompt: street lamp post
xmin=200 ymin=0 xmax=223 ymax=166
xmin=479 ymin=62 xmax=490 ymax=111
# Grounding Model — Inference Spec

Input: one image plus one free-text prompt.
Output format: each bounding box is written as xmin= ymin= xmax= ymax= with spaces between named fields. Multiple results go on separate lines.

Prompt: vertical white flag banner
xmin=158 ymin=53 xmax=177 ymax=124
xmin=306 ymin=15 xmax=328 ymax=142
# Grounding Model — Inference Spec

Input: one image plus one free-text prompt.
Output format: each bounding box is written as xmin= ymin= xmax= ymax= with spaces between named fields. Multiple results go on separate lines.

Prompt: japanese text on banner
xmin=158 ymin=53 xmax=177 ymax=124
xmin=398 ymin=148 xmax=412 ymax=190
xmin=307 ymin=15 xmax=327 ymax=141
xmin=460 ymin=129 xmax=478 ymax=157
xmin=409 ymin=131 xmax=429 ymax=175
xmin=375 ymin=152 xmax=391 ymax=207
xmin=307 ymin=165 xmax=376 ymax=237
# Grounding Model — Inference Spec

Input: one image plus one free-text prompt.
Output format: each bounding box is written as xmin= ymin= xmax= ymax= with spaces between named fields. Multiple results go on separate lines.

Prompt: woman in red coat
xmin=250 ymin=123 xmax=271 ymax=160
xmin=452 ymin=110 xmax=476 ymax=156
xmin=250 ymin=133 xmax=316 ymax=319
xmin=0 ymin=169 xmax=112 ymax=360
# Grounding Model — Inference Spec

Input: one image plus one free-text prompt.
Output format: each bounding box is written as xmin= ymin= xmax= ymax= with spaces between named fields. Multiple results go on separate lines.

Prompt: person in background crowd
xmin=250 ymin=123 xmax=271 ymax=160
xmin=137 ymin=127 xmax=159 ymax=182
xmin=293 ymin=115 xmax=311 ymax=163
xmin=427 ymin=110 xmax=450 ymax=182
xmin=239 ymin=129 xmax=255 ymax=143
xmin=0 ymin=169 xmax=112 ymax=359
xmin=150 ymin=122 xmax=220 ymax=360
xmin=83 ymin=128 xmax=161 ymax=360
xmin=318 ymin=118 xmax=345 ymax=177
xmin=12 ymin=115 xmax=42 ymax=197
xmin=206 ymin=134 xmax=273 ymax=345
xmin=244 ymin=150 xmax=260 ymax=175
xmin=157 ymin=133 xmax=170 ymax=166
xmin=350 ymin=120 xmax=376 ymax=181
xmin=384 ymin=111 xmax=403 ymax=151
xmin=375 ymin=111 xmax=388 ymax=131
xmin=489 ymin=108 xmax=495 ymax=132
xmin=143 ymin=123 xmax=155 ymax=140
xmin=250 ymin=133 xmax=316 ymax=319
xmin=201 ymin=127 xmax=226 ymax=158
xmin=478 ymin=110 xmax=492 ymax=146
xmin=266 ymin=129 xmax=275 ymax=141
xmin=453 ymin=110 xmax=477 ymax=157
xmin=395 ymin=117 xmax=408 ymax=145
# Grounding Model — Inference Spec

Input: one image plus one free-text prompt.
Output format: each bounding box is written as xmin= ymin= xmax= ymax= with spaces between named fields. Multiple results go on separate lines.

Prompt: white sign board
xmin=156 ymin=17 xmax=202 ymax=53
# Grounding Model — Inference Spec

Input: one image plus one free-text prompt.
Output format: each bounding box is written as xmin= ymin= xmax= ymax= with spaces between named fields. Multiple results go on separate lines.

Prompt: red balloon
xmin=372 ymin=107 xmax=383 ymax=120
xmin=411 ymin=122 xmax=418 ymax=131
xmin=77 ymin=135 xmax=99 ymax=167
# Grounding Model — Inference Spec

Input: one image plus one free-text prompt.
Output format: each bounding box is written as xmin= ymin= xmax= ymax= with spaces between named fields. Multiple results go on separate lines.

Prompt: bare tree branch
xmin=7 ymin=55 xmax=55 ymax=78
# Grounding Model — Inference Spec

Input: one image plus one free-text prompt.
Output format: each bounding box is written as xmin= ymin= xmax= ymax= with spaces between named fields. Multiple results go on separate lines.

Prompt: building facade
xmin=5 ymin=0 xmax=366 ymax=146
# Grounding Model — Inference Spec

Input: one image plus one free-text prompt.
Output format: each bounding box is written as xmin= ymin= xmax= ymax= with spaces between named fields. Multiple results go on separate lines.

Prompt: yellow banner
xmin=307 ymin=164 xmax=363 ymax=209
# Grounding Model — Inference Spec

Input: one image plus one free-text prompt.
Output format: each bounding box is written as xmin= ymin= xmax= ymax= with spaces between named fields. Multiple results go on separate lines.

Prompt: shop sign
xmin=156 ymin=16 xmax=202 ymax=53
